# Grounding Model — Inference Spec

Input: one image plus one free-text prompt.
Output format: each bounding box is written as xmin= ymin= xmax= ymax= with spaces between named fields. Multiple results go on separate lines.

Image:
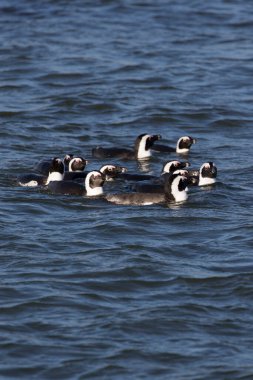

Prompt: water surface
xmin=1 ymin=1 xmax=253 ymax=379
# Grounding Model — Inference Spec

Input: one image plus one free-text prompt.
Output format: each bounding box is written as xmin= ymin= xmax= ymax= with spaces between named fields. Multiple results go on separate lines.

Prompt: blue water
xmin=1 ymin=1 xmax=253 ymax=379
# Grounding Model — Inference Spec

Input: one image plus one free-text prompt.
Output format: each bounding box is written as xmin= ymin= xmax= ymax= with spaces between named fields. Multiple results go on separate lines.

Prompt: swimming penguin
xmin=63 ymin=157 xmax=88 ymax=181
xmin=17 ymin=157 xmax=64 ymax=187
xmin=129 ymin=160 xmax=190 ymax=193
xmin=99 ymin=164 xmax=128 ymax=181
xmin=66 ymin=164 xmax=128 ymax=184
xmin=189 ymin=162 xmax=217 ymax=186
xmin=152 ymin=136 xmax=196 ymax=154
xmin=92 ymin=133 xmax=161 ymax=160
xmin=161 ymin=160 xmax=190 ymax=175
xmin=47 ymin=170 xmax=105 ymax=196
xmin=45 ymin=157 xmax=65 ymax=185
xmin=105 ymin=173 xmax=189 ymax=206
xmin=131 ymin=169 xmax=191 ymax=194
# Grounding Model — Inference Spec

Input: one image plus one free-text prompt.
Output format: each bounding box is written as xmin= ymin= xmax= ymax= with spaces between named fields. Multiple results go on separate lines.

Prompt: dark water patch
xmin=0 ymin=84 xmax=32 ymax=92
xmin=37 ymin=72 xmax=89 ymax=84
xmin=209 ymin=118 xmax=253 ymax=128
xmin=0 ymin=111 xmax=26 ymax=118
xmin=0 ymin=5 xmax=19 ymax=14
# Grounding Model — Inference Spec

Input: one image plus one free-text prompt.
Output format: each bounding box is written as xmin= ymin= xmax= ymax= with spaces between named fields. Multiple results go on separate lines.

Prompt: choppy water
xmin=1 ymin=1 xmax=253 ymax=379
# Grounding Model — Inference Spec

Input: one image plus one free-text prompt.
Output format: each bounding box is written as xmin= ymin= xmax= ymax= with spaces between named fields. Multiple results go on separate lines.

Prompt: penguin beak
xmin=151 ymin=134 xmax=162 ymax=142
xmin=211 ymin=164 xmax=217 ymax=177
xmin=189 ymin=176 xmax=198 ymax=185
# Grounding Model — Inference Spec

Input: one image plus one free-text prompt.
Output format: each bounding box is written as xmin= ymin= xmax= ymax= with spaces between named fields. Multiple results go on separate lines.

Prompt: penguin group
xmin=16 ymin=133 xmax=218 ymax=206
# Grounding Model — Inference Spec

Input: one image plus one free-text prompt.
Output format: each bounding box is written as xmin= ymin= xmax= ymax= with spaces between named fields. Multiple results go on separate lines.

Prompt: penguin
xmin=47 ymin=170 xmax=105 ymax=196
xmin=152 ymin=136 xmax=196 ymax=154
xmin=189 ymin=162 xmax=217 ymax=186
xmin=105 ymin=173 xmax=189 ymax=206
xmin=99 ymin=164 xmax=128 ymax=181
xmin=17 ymin=157 xmax=64 ymax=187
xmin=130 ymin=169 xmax=192 ymax=194
xmin=130 ymin=160 xmax=190 ymax=193
xmin=65 ymin=164 xmax=128 ymax=184
xmin=63 ymin=157 xmax=88 ymax=181
xmin=45 ymin=157 xmax=65 ymax=185
xmin=92 ymin=133 xmax=161 ymax=160
xmin=161 ymin=160 xmax=190 ymax=175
